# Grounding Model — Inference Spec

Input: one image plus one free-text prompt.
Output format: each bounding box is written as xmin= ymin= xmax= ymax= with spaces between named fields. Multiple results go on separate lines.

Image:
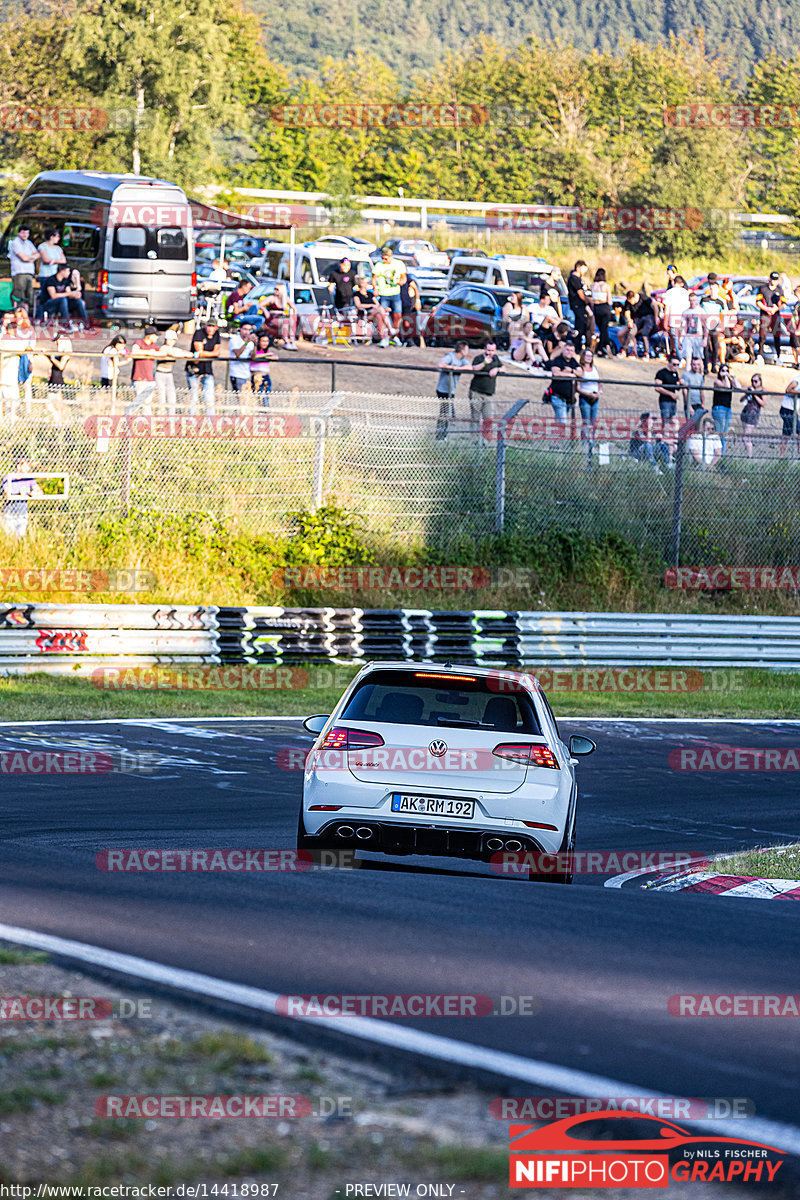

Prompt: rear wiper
xmin=436 ymin=717 xmax=481 ymax=728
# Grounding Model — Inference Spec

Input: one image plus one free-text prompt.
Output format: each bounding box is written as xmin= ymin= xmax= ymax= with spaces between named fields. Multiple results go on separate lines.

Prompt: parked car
xmin=424 ymin=283 xmax=544 ymax=347
xmin=314 ymin=234 xmax=379 ymax=254
xmin=446 ymin=254 xmax=563 ymax=298
xmin=445 ymin=247 xmax=489 ymax=260
xmin=377 ymin=238 xmax=450 ymax=270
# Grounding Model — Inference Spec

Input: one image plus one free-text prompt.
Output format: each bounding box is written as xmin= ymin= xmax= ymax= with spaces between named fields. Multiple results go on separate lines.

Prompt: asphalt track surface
xmin=1 ymin=717 xmax=799 ymax=1134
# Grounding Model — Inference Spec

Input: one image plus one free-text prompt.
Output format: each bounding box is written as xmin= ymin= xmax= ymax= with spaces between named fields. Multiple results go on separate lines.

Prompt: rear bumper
xmin=308 ymin=818 xmax=546 ymax=860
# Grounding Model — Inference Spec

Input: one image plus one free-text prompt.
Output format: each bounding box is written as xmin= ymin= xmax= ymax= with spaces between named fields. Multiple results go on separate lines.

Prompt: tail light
xmin=493 ymin=743 xmax=559 ymax=769
xmin=321 ymin=726 xmax=384 ymax=751
xmin=190 ymin=271 xmax=197 ymax=299
xmin=97 ymin=270 xmax=109 ymax=295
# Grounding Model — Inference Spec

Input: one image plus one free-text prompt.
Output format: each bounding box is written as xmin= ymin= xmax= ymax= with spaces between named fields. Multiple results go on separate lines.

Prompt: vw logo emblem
xmin=429 ymin=740 xmax=447 ymax=757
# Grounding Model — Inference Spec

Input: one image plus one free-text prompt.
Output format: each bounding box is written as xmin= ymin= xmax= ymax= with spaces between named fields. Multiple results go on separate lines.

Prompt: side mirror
xmin=303 ymin=715 xmax=329 ymax=735
xmin=569 ymin=735 xmax=596 ymax=757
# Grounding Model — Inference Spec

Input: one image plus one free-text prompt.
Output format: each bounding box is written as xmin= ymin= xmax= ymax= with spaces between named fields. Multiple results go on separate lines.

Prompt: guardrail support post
xmin=495 ymin=397 xmax=531 ymax=535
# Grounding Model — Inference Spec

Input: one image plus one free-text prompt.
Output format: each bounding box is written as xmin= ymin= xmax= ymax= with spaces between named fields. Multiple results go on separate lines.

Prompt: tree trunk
xmin=132 ymin=81 xmax=145 ymax=174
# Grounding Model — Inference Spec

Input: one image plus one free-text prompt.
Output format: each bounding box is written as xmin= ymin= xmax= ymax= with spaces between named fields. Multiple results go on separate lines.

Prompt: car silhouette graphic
xmin=510 ymin=1110 xmax=783 ymax=1156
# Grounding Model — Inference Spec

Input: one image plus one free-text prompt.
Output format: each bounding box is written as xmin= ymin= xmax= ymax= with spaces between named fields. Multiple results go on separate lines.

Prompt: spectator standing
xmin=36 ymin=228 xmax=66 ymax=318
xmin=100 ymin=334 xmax=127 ymax=391
xmin=228 ymin=320 xmax=255 ymax=397
xmin=435 ymin=339 xmax=471 ymax=440
xmin=249 ymin=332 xmax=276 ymax=405
xmin=617 ymin=290 xmax=638 ymax=357
xmin=1 ymin=457 xmax=42 ymax=538
xmin=739 ymin=373 xmax=764 ymax=458
xmin=547 ymin=338 xmax=581 ymax=434
xmin=9 ymin=225 xmax=39 ymax=314
xmin=544 ymin=268 xmax=563 ymax=317
xmin=186 ymin=319 xmax=221 ymax=415
xmin=779 ymin=368 xmax=800 ymax=458
xmin=328 ymin=257 xmax=356 ymax=313
xmin=566 ymin=260 xmax=593 ymax=350
xmin=399 ymin=275 xmax=422 ymax=346
xmin=155 ymin=328 xmax=185 ymax=415
xmin=372 ymin=247 xmax=406 ymax=345
xmin=590 ymin=268 xmax=613 ymax=356
xmin=681 ymin=357 xmax=706 ymax=419
xmin=469 ymin=340 xmax=503 ymax=437
xmin=654 ymin=354 xmax=681 ymax=425
xmin=501 ymin=291 xmax=526 ymax=336
xmin=756 ymin=272 xmax=783 ymax=362
xmin=711 ymin=362 xmax=739 ymax=454
xmin=576 ymin=348 xmax=601 ymax=457
xmin=787 ymin=284 xmax=800 ymax=368
xmin=661 ymin=275 xmax=691 ymax=356
xmin=129 ymin=325 xmax=160 ymax=414
xmin=679 ymin=294 xmax=706 ymax=366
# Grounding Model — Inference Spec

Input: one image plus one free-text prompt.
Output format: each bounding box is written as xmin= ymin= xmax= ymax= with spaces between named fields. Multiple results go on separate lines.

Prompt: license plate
xmin=113 ymin=296 xmax=148 ymax=308
xmin=391 ymin=794 xmax=475 ymax=819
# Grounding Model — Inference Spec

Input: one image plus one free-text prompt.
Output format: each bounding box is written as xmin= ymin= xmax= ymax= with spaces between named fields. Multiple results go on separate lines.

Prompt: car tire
xmin=529 ymin=812 xmax=575 ymax=884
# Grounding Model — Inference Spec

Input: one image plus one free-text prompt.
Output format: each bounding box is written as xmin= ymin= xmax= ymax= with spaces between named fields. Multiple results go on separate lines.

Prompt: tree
xmin=65 ymin=0 xmax=269 ymax=185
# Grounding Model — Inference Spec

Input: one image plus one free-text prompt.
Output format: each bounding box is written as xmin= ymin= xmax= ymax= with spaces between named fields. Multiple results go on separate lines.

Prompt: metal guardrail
xmin=1 ymin=605 xmax=799 ymax=674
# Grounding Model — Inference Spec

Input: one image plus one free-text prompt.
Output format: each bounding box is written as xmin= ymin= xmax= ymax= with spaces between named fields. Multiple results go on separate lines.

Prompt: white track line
xmin=0 ymin=922 xmax=798 ymax=1155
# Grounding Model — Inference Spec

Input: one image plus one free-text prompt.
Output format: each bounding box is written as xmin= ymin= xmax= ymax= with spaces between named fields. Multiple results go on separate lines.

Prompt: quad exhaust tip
xmin=505 ymin=839 xmax=523 ymax=852
xmin=336 ymin=825 xmax=355 ymax=838
xmin=355 ymin=826 xmax=373 ymax=840
xmin=486 ymin=837 xmax=504 ymax=851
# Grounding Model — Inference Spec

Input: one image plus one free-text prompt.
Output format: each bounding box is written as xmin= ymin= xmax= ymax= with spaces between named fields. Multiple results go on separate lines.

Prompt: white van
xmin=446 ymin=253 xmax=558 ymax=293
xmin=258 ymin=241 xmax=374 ymax=303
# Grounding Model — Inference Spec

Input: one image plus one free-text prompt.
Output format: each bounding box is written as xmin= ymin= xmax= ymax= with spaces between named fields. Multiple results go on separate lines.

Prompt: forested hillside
xmin=253 ymin=0 xmax=789 ymax=76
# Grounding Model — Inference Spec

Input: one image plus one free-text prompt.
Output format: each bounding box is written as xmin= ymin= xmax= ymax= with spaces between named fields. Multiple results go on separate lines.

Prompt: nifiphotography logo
xmin=508 ymin=1110 xmax=784 ymax=1188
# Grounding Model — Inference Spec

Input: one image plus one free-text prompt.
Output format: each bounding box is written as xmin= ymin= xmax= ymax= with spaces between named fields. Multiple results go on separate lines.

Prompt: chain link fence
xmin=2 ymin=372 xmax=800 ymax=565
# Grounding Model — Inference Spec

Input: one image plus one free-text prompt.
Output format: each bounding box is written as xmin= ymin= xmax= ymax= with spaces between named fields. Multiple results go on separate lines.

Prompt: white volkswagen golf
xmin=296 ymin=662 xmax=595 ymax=881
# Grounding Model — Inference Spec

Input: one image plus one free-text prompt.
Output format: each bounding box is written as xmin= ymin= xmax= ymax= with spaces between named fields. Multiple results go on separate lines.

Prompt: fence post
xmin=495 ymin=397 xmax=531 ymax=534
xmin=312 ymin=416 xmax=325 ymax=509
xmin=495 ymin=423 xmax=507 ymax=532
xmin=670 ymin=409 xmax=705 ymax=567
xmin=120 ymin=422 xmax=132 ymax=514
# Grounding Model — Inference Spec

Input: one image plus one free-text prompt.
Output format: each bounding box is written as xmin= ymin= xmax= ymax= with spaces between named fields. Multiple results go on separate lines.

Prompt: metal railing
xmin=2 ymin=604 xmax=800 ymax=674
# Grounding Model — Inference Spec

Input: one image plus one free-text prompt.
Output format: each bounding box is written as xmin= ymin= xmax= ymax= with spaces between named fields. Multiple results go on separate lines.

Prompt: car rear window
xmin=340 ymin=670 xmax=541 ymax=734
